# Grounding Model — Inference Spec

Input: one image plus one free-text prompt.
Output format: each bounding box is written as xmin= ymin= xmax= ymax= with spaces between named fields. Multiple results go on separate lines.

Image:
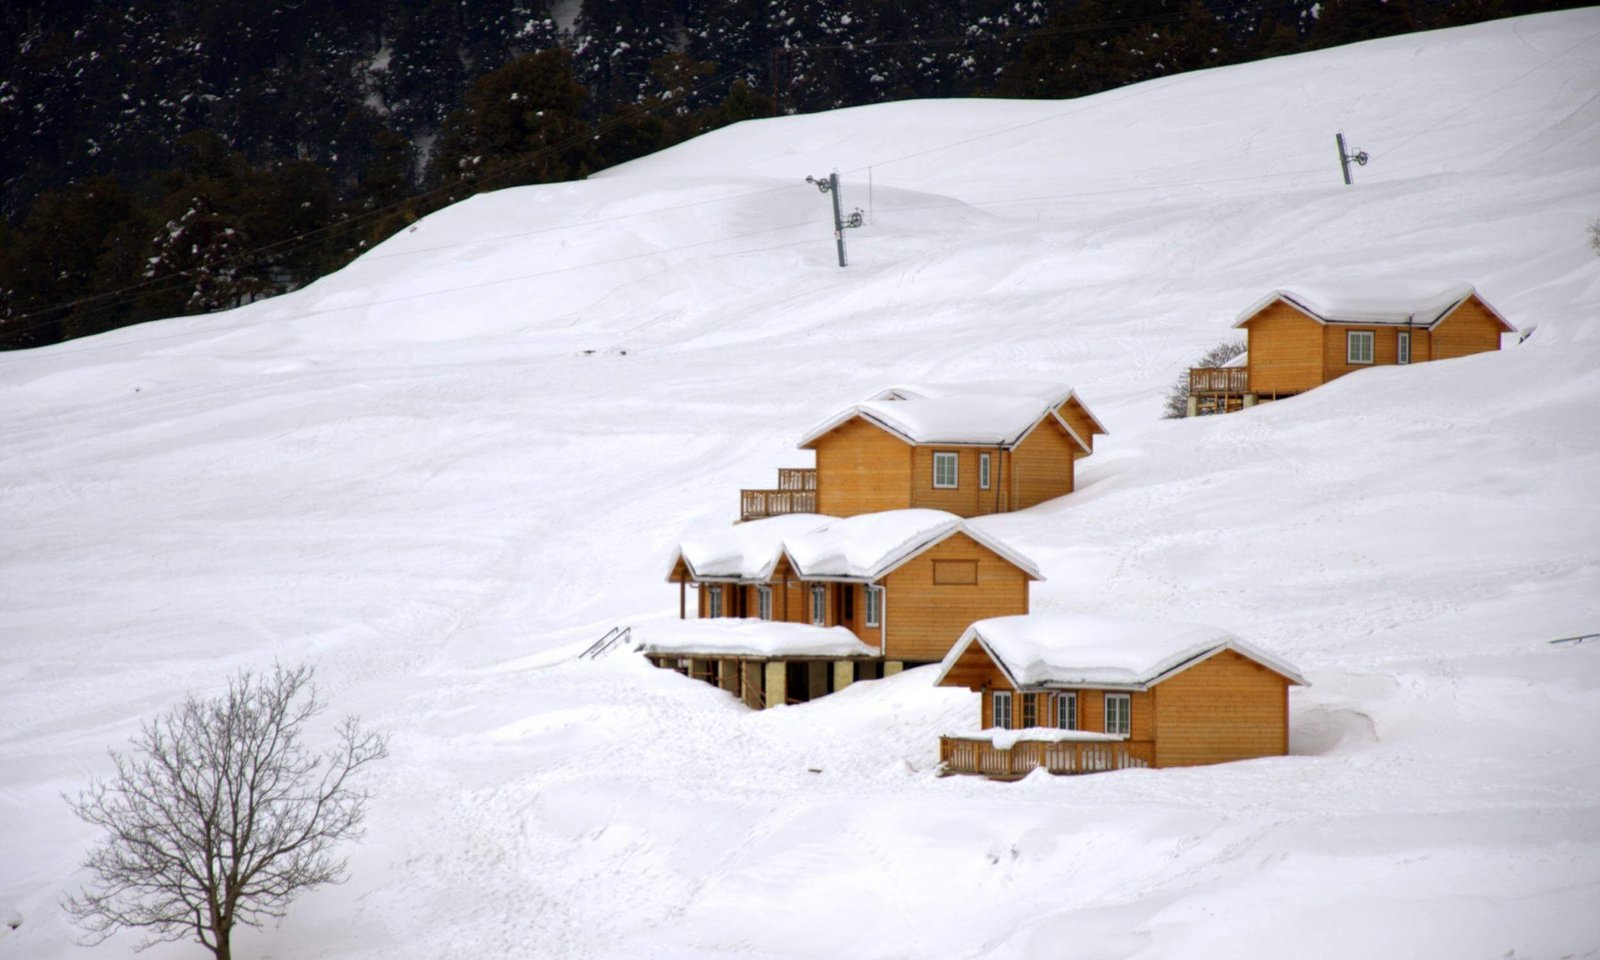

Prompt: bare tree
xmin=1590 ymin=218 xmax=1600 ymax=258
xmin=1162 ymin=338 xmax=1248 ymax=418
xmin=64 ymin=664 xmax=388 ymax=960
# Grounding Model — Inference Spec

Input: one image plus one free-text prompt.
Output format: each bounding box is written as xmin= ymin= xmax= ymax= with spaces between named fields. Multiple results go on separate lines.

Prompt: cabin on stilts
xmin=742 ymin=382 xmax=1105 ymax=521
xmin=1187 ymin=284 xmax=1515 ymax=416
xmin=659 ymin=509 xmax=1041 ymax=707
xmin=934 ymin=614 xmax=1305 ymax=778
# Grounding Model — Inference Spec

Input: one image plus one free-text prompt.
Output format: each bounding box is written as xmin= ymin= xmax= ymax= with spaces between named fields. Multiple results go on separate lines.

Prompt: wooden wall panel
xmin=944 ymin=642 xmax=1009 ymax=692
xmin=1056 ymin=400 xmax=1100 ymax=455
xmin=1151 ymin=649 xmax=1289 ymax=768
xmin=1244 ymin=303 xmax=1324 ymax=396
xmin=813 ymin=418 xmax=913 ymax=516
xmin=1011 ymin=422 xmax=1075 ymax=510
xmin=882 ymin=533 xmax=1030 ymax=662
xmin=909 ymin=446 xmax=986 ymax=515
xmin=1433 ymin=297 xmax=1505 ymax=359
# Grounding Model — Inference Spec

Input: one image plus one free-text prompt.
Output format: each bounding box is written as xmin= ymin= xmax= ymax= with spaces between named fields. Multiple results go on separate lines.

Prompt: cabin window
xmin=843 ymin=586 xmax=854 ymax=621
xmin=979 ymin=453 xmax=991 ymax=490
xmin=1397 ymin=331 xmax=1411 ymax=365
xmin=1021 ymin=693 xmax=1037 ymax=728
xmin=864 ymin=585 xmax=882 ymax=627
xmin=1105 ymin=694 xmax=1131 ymax=736
xmin=810 ymin=585 xmax=826 ymax=626
xmin=757 ymin=586 xmax=772 ymax=621
xmin=1055 ymin=692 xmax=1077 ymax=730
xmin=1347 ymin=331 xmax=1374 ymax=365
xmin=933 ymin=452 xmax=959 ymax=489
xmin=707 ymin=586 xmax=723 ymax=618
xmin=992 ymin=691 xmax=1013 ymax=730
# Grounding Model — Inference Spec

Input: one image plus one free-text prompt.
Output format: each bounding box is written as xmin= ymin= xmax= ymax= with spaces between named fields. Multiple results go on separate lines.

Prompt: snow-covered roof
xmin=798 ymin=395 xmax=1067 ymax=449
xmin=669 ymin=513 xmax=834 ymax=581
xmin=667 ymin=509 xmax=1042 ymax=583
xmin=784 ymin=509 xmax=1042 ymax=581
xmin=874 ymin=380 xmax=1108 ymax=438
xmin=934 ymin=613 xmax=1306 ymax=690
xmin=633 ymin=619 xmax=879 ymax=658
xmin=1234 ymin=283 xmax=1513 ymax=332
xmin=1222 ymin=350 xmax=1248 ymax=369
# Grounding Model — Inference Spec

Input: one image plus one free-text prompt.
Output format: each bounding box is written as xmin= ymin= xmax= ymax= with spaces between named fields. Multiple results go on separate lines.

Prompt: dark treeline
xmin=0 ymin=0 xmax=1575 ymax=349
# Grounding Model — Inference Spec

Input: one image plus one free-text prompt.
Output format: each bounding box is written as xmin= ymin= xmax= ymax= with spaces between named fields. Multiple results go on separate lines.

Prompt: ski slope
xmin=4 ymin=10 xmax=1600 ymax=958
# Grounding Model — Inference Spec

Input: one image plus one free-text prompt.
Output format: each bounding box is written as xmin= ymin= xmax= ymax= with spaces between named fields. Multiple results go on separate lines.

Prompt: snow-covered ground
xmin=4 ymin=10 xmax=1600 ymax=958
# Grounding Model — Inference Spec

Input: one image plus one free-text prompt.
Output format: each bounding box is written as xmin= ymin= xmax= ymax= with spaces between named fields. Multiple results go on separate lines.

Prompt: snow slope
xmin=4 ymin=10 xmax=1600 ymax=959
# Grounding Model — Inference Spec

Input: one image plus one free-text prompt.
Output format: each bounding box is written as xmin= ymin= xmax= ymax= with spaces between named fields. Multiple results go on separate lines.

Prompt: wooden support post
xmin=679 ymin=580 xmax=686 ymax=619
xmin=764 ymin=660 xmax=787 ymax=709
xmin=740 ymin=660 xmax=764 ymax=710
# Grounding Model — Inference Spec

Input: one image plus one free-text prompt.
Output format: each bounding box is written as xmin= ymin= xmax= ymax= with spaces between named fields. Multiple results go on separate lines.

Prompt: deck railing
xmin=939 ymin=735 xmax=1154 ymax=778
xmin=777 ymin=468 xmax=818 ymax=491
xmin=1189 ymin=367 xmax=1250 ymax=395
xmin=740 ymin=488 xmax=819 ymax=521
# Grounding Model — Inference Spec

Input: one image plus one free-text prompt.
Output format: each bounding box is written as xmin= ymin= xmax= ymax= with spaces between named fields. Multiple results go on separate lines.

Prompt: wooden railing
xmin=777 ymin=468 xmax=817 ymax=491
xmin=741 ymin=485 xmax=818 ymax=521
xmin=939 ymin=735 xmax=1154 ymax=778
xmin=1189 ymin=367 xmax=1250 ymax=394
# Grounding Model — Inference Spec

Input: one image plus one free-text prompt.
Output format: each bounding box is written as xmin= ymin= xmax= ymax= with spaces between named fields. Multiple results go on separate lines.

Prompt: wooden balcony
xmin=1189 ymin=367 xmax=1250 ymax=395
xmin=939 ymin=735 xmax=1154 ymax=779
xmin=741 ymin=468 xmax=818 ymax=521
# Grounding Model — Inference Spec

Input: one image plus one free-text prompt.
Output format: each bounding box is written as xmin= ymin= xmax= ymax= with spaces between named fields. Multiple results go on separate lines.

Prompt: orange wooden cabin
xmin=934 ymin=614 xmax=1306 ymax=778
xmin=1188 ymin=284 xmax=1514 ymax=415
xmin=742 ymin=382 xmax=1105 ymax=521
xmin=660 ymin=509 xmax=1041 ymax=707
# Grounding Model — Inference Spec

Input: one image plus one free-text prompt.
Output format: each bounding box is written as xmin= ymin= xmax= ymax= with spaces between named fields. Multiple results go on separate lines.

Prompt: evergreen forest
xmin=0 ymin=0 xmax=1575 ymax=349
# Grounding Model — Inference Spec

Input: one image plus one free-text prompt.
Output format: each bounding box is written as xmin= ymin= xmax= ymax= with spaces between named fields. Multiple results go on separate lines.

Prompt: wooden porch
xmin=939 ymin=735 xmax=1154 ymax=778
xmin=740 ymin=468 xmax=818 ymax=521
xmin=1188 ymin=366 xmax=1249 ymax=395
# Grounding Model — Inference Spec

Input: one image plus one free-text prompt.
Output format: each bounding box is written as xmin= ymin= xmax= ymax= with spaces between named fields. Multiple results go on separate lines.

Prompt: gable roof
xmin=874 ymin=381 xmax=1109 ymax=438
xmin=1233 ymin=284 xmax=1514 ymax=333
xmin=799 ymin=396 xmax=1088 ymax=454
xmin=666 ymin=509 xmax=1042 ymax=584
xmin=783 ymin=509 xmax=1043 ymax=581
xmin=667 ymin=513 xmax=834 ymax=582
xmin=933 ymin=613 xmax=1306 ymax=691
xmin=634 ymin=619 xmax=879 ymax=659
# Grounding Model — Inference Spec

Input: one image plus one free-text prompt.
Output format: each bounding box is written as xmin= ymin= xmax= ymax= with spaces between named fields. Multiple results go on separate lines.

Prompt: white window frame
xmin=932 ymin=451 xmax=959 ymax=489
xmin=1397 ymin=330 xmax=1411 ymax=365
xmin=864 ymin=585 xmax=882 ymax=628
xmin=1055 ymin=692 xmax=1077 ymax=730
xmin=979 ymin=453 xmax=991 ymax=490
xmin=1104 ymin=693 xmax=1131 ymax=736
xmin=757 ymin=585 xmax=772 ymax=621
xmin=810 ymin=585 xmax=826 ymax=626
xmin=707 ymin=585 xmax=723 ymax=618
xmin=991 ymin=691 xmax=1013 ymax=730
xmin=1347 ymin=330 xmax=1374 ymax=365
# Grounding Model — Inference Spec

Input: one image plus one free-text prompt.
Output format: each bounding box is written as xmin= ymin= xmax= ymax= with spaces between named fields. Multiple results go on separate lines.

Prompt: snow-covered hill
xmin=4 ymin=10 xmax=1600 ymax=959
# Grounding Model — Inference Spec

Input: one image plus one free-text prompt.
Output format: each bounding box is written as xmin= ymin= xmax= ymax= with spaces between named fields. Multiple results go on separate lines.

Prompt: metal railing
xmin=579 ymin=625 xmax=633 ymax=660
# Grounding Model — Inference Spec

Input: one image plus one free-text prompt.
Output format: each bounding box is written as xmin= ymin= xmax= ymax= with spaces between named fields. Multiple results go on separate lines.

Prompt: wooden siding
xmin=946 ymin=641 xmax=1012 ymax=693
xmin=1056 ymin=400 xmax=1100 ymax=455
xmin=1151 ymin=649 xmax=1289 ymax=767
xmin=1010 ymin=419 xmax=1076 ymax=510
xmin=1243 ymin=301 xmax=1324 ymax=396
xmin=882 ymin=533 xmax=1030 ymax=662
xmin=1432 ymin=296 xmax=1505 ymax=360
xmin=909 ymin=446 xmax=1000 ymax=515
xmin=1322 ymin=324 xmax=1403 ymax=382
xmin=812 ymin=417 xmax=913 ymax=517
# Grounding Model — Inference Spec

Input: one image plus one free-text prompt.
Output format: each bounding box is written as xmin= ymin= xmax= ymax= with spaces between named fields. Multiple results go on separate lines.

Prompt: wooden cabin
xmin=741 ymin=383 xmax=1104 ymax=521
xmin=1188 ymin=285 xmax=1514 ymax=415
xmin=662 ymin=509 xmax=1041 ymax=706
xmin=934 ymin=614 xmax=1305 ymax=777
